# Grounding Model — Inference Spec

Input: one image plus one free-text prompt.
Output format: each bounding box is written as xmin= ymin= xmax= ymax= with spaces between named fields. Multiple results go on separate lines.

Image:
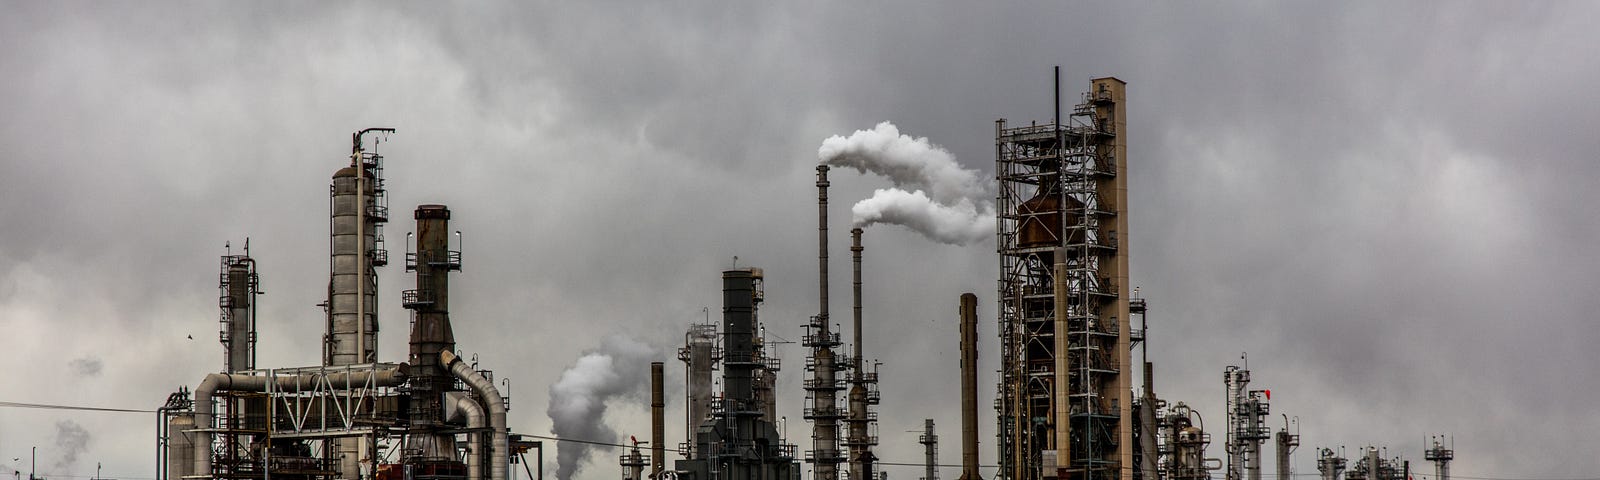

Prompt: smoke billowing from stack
xmin=546 ymin=336 xmax=658 ymax=480
xmin=819 ymin=121 xmax=994 ymax=245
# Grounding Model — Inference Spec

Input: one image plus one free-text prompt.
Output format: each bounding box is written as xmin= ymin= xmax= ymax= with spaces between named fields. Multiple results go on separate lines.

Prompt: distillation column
xmin=327 ymin=128 xmax=392 ymax=366
xmin=805 ymin=165 xmax=844 ymax=479
xmin=220 ymin=248 xmax=257 ymax=373
xmin=327 ymin=127 xmax=393 ymax=480
xmin=1224 ymin=365 xmax=1269 ymax=480
xmin=1275 ymin=418 xmax=1299 ymax=480
xmin=679 ymin=322 xmax=718 ymax=459
xmin=1424 ymin=437 xmax=1452 ymax=480
xmin=403 ymin=204 xmax=464 ymax=463
xmin=919 ymin=420 xmax=939 ymax=480
xmin=1316 ymin=449 xmax=1347 ymax=480
xmin=994 ymin=76 xmax=1128 ymax=480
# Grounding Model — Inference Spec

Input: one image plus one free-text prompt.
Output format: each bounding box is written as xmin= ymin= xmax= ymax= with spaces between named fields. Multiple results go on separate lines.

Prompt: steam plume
xmin=53 ymin=420 xmax=91 ymax=470
xmin=852 ymin=189 xmax=992 ymax=245
xmin=546 ymin=336 xmax=658 ymax=480
xmin=819 ymin=121 xmax=985 ymax=204
xmin=819 ymin=121 xmax=994 ymax=245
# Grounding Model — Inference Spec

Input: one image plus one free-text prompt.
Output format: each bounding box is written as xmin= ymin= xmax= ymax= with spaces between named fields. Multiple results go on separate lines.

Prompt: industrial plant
xmin=147 ymin=73 xmax=1456 ymax=480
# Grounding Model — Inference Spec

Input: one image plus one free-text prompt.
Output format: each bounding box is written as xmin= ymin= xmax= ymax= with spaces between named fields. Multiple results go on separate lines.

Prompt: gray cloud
xmin=67 ymin=357 xmax=102 ymax=377
xmin=1 ymin=2 xmax=1597 ymax=479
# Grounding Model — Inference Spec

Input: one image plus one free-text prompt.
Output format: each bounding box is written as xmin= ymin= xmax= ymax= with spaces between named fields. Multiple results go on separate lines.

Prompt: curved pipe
xmin=193 ymin=366 xmax=406 ymax=478
xmin=443 ymin=350 xmax=507 ymax=480
xmin=445 ymin=392 xmax=487 ymax=480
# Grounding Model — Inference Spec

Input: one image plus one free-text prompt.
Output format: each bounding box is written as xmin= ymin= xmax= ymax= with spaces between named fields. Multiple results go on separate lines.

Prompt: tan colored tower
xmin=995 ymin=76 xmax=1129 ymax=480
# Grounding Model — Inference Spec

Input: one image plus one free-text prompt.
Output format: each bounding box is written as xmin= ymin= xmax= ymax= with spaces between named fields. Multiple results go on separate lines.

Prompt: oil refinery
xmin=124 ymin=74 xmax=1459 ymax=480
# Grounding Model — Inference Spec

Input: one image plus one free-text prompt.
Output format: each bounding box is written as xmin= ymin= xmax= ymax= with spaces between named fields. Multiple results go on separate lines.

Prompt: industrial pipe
xmin=193 ymin=367 xmax=406 ymax=477
xmin=444 ymin=350 xmax=508 ymax=480
xmin=445 ymin=392 xmax=487 ymax=480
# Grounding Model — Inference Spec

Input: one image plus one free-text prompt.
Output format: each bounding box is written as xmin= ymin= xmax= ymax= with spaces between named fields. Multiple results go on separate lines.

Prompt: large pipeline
xmin=958 ymin=293 xmax=982 ymax=480
xmin=443 ymin=350 xmax=509 ymax=480
xmin=193 ymin=366 xmax=406 ymax=477
xmin=445 ymin=392 xmax=487 ymax=480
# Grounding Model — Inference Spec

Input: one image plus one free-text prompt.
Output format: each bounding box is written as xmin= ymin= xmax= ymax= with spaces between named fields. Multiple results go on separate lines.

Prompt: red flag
xmin=631 ymin=435 xmax=638 ymax=445
xmin=1264 ymin=389 xmax=1271 ymax=400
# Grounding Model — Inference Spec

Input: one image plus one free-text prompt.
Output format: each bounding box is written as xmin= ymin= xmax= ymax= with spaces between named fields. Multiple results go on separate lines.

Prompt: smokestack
xmin=958 ymin=293 xmax=982 ymax=480
xmin=402 ymin=205 xmax=463 ymax=459
xmin=808 ymin=164 xmax=842 ymax=479
xmin=819 ymin=164 xmax=831 ymax=324
xmin=851 ymin=228 xmax=863 ymax=369
xmin=651 ymin=362 xmax=665 ymax=478
xmin=847 ymin=227 xmax=871 ymax=480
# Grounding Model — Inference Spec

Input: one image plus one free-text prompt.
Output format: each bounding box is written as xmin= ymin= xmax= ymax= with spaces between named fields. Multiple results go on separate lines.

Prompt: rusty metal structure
xmin=159 ymin=129 xmax=517 ymax=480
xmin=994 ymin=74 xmax=1130 ymax=480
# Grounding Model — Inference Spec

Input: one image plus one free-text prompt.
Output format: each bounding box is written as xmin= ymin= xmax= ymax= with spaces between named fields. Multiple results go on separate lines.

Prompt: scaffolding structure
xmin=995 ymin=77 xmax=1129 ymax=480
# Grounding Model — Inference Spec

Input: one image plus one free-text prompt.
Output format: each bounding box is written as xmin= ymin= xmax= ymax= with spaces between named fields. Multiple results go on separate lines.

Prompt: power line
xmin=0 ymin=401 xmax=153 ymax=413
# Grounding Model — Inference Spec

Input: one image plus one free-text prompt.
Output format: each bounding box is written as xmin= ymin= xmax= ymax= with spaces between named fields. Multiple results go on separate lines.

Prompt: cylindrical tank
xmin=327 ymin=166 xmax=380 ymax=366
xmin=167 ymin=413 xmax=196 ymax=480
xmin=1017 ymin=183 xmax=1086 ymax=248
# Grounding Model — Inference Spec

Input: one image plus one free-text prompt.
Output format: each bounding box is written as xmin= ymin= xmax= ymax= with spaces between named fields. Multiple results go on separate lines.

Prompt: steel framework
xmin=995 ymin=77 xmax=1128 ymax=480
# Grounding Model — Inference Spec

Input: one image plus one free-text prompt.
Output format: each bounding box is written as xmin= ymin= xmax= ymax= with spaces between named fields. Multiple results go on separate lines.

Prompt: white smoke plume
xmin=52 ymin=420 xmax=91 ymax=470
xmin=546 ymin=336 xmax=658 ymax=480
xmin=852 ymin=189 xmax=993 ymax=245
xmin=818 ymin=121 xmax=986 ymax=204
xmin=819 ymin=122 xmax=995 ymax=245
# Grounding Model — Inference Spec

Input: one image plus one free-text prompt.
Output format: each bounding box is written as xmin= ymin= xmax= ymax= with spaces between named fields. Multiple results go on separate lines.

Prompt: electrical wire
xmin=0 ymin=401 xmax=153 ymax=413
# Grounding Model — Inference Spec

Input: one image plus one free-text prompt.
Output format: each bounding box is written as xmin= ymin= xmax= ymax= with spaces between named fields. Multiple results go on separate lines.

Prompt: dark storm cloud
xmin=2 ymin=2 xmax=1597 ymax=478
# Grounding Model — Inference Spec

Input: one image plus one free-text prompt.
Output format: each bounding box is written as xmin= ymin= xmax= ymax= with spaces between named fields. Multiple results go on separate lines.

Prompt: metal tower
xmin=1224 ymin=364 xmax=1270 ymax=480
xmin=806 ymin=165 xmax=846 ymax=479
xmin=325 ymin=127 xmax=394 ymax=367
xmin=219 ymin=243 xmax=259 ymax=374
xmin=1316 ymin=448 xmax=1347 ymax=480
xmin=1275 ymin=417 xmax=1300 ymax=480
xmin=995 ymin=76 xmax=1129 ymax=480
xmin=1156 ymin=403 xmax=1213 ymax=480
xmin=1424 ymin=437 xmax=1453 ymax=480
xmin=844 ymin=228 xmax=881 ymax=480
xmin=918 ymin=420 xmax=939 ymax=480
xmin=674 ymin=268 xmax=801 ymax=480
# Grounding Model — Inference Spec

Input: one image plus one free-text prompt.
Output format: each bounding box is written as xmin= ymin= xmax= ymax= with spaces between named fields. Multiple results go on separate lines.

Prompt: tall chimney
xmin=651 ymin=362 xmax=665 ymax=478
xmin=959 ymin=293 xmax=983 ymax=480
xmin=404 ymin=204 xmax=462 ymax=459
xmin=805 ymin=165 xmax=842 ymax=479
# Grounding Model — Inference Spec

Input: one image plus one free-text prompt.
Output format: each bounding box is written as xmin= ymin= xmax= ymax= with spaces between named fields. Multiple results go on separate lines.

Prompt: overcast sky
xmin=2 ymin=2 xmax=1598 ymax=479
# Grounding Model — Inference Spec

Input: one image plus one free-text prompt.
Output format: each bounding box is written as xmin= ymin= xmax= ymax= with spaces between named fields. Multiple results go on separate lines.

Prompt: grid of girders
xmin=995 ymin=88 xmax=1122 ymax=480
